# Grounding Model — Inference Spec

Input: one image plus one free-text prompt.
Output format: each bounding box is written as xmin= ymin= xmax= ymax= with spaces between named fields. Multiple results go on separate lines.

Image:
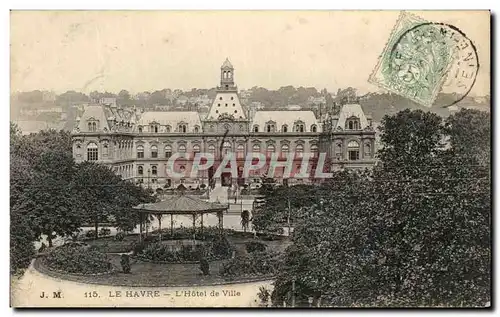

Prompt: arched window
xmin=87 ymin=142 xmax=98 ymax=161
xmin=311 ymin=125 xmax=317 ymax=133
xmin=138 ymin=126 xmax=143 ymax=133
xmin=346 ymin=117 xmax=360 ymax=130
xmin=151 ymin=145 xmax=158 ymax=158
xmin=222 ymin=141 xmax=232 ymax=154
xmin=282 ymin=125 xmax=288 ymax=133
xmin=237 ymin=144 xmax=245 ymax=159
xmin=281 ymin=144 xmax=289 ymax=158
xmin=103 ymin=143 xmax=109 ymax=156
xmin=151 ymin=125 xmax=158 ymax=133
xmin=294 ymin=123 xmax=304 ymax=132
xmin=253 ymin=125 xmax=259 ymax=133
xmin=165 ymin=145 xmax=172 ymax=158
xmin=208 ymin=144 xmax=216 ymax=154
xmin=138 ymin=166 xmax=144 ymax=175
xmin=178 ymin=144 xmax=186 ymax=153
xmin=151 ymin=165 xmax=157 ymax=176
xmin=88 ymin=122 xmax=92 ymax=131
xmin=194 ymin=126 xmax=200 ymax=133
xmin=252 ymin=144 xmax=260 ymax=153
xmin=179 ymin=124 xmax=187 ymax=133
xmin=166 ymin=125 xmax=171 ymax=133
xmin=364 ymin=142 xmax=372 ymax=158
xmin=92 ymin=122 xmax=97 ymax=131
xmin=209 ymin=125 xmax=215 ymax=132
xmin=311 ymin=144 xmax=319 ymax=158
xmin=193 ymin=144 xmax=201 ymax=154
xmin=296 ymin=144 xmax=304 ymax=158
xmin=266 ymin=144 xmax=275 ymax=158
xmin=137 ymin=145 xmax=144 ymax=158
xmin=348 ymin=140 xmax=360 ymax=161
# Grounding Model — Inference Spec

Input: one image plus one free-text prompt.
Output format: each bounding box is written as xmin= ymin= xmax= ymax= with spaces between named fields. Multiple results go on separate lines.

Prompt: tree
xmin=369 ymin=109 xmax=490 ymax=306
xmin=73 ymin=162 xmax=123 ymax=239
xmin=272 ymin=170 xmax=378 ymax=307
xmin=252 ymin=184 xmax=326 ymax=235
xmin=444 ymin=109 xmax=490 ymax=166
xmin=10 ymin=205 xmax=36 ymax=274
xmin=118 ymin=89 xmax=132 ymax=106
xmin=55 ymin=90 xmax=89 ymax=106
xmin=272 ymin=110 xmax=490 ymax=307
xmin=74 ymin=162 xmax=154 ymax=238
xmin=16 ymin=151 xmax=81 ymax=246
xmin=112 ymin=180 xmax=155 ymax=232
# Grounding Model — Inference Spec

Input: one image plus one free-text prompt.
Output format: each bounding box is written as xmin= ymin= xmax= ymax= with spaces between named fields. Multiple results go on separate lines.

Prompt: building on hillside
xmin=71 ymin=59 xmax=376 ymax=189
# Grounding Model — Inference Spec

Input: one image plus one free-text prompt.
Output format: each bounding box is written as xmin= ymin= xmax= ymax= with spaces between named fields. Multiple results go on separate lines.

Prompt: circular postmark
xmin=387 ymin=22 xmax=479 ymax=108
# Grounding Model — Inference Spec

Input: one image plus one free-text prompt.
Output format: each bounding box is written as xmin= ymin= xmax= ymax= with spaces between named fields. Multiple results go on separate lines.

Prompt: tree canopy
xmin=270 ymin=109 xmax=490 ymax=307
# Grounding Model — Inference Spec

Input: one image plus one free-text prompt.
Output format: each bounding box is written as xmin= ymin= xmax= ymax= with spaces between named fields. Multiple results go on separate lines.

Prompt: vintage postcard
xmin=10 ymin=10 xmax=491 ymax=308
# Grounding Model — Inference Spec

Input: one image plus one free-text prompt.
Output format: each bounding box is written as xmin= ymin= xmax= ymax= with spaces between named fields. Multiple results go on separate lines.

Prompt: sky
xmin=10 ymin=11 xmax=490 ymax=96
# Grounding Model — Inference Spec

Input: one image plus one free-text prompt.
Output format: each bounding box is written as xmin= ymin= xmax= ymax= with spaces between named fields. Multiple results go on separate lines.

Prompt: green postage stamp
xmin=369 ymin=11 xmax=479 ymax=107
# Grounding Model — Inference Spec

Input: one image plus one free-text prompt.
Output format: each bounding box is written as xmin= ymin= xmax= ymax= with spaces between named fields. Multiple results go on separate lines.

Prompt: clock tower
xmin=220 ymin=58 xmax=236 ymax=91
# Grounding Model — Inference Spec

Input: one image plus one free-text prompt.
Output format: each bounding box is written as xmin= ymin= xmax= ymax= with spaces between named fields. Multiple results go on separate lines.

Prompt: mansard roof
xmin=77 ymin=105 xmax=110 ymax=132
xmin=336 ymin=103 xmax=369 ymax=129
xmin=136 ymin=111 xmax=202 ymax=131
xmin=251 ymin=110 xmax=321 ymax=132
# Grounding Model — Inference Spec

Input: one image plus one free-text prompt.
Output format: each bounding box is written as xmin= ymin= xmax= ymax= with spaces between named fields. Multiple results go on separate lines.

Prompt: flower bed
xmin=43 ymin=243 xmax=113 ymax=275
xmin=151 ymin=226 xmax=233 ymax=241
xmin=135 ymin=235 xmax=233 ymax=263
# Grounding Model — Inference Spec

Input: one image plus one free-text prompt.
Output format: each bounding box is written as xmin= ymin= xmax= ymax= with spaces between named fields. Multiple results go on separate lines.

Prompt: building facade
xmin=71 ymin=59 xmax=376 ymax=189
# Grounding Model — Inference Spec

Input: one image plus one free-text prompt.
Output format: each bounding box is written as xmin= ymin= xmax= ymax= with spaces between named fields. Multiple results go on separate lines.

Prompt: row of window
xmin=138 ymin=124 xmax=197 ymax=133
xmin=137 ymin=165 xmax=158 ymax=176
xmin=136 ymin=124 xmax=321 ymax=134
xmin=135 ymin=143 xmax=319 ymax=159
xmin=80 ymin=140 xmax=372 ymax=162
xmin=253 ymin=124 xmax=317 ymax=133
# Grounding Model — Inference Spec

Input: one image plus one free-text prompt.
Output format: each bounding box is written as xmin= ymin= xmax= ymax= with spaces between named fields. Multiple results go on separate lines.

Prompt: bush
xmin=140 ymin=243 xmax=201 ymax=262
xmin=44 ymin=244 xmax=112 ymax=274
xmin=212 ymin=235 xmax=232 ymax=258
xmin=120 ymin=254 xmax=131 ymax=274
xmin=132 ymin=241 xmax=149 ymax=256
xmin=85 ymin=230 xmax=96 ymax=238
xmin=99 ymin=228 xmax=111 ymax=237
xmin=245 ymin=241 xmax=267 ymax=253
xmin=114 ymin=232 xmax=127 ymax=241
xmin=220 ymin=251 xmax=281 ymax=277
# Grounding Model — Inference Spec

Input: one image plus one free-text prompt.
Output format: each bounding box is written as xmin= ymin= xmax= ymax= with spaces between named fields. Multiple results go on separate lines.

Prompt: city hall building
xmin=71 ymin=59 xmax=376 ymax=189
